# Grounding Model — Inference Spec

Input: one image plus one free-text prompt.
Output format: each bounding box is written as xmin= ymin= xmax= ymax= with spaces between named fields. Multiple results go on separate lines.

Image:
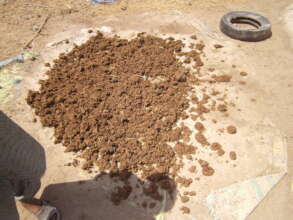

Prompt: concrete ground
xmin=0 ymin=0 xmax=292 ymax=219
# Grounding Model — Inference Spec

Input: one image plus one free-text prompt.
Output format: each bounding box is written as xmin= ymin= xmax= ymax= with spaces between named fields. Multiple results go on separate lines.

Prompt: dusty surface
xmin=0 ymin=0 xmax=293 ymax=220
xmin=0 ymin=0 xmax=245 ymax=60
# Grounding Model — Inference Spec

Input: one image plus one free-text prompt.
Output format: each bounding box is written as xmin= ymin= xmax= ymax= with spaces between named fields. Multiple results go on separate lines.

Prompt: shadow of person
xmin=0 ymin=111 xmax=46 ymax=180
xmin=41 ymin=171 xmax=177 ymax=220
xmin=0 ymin=111 xmax=46 ymax=219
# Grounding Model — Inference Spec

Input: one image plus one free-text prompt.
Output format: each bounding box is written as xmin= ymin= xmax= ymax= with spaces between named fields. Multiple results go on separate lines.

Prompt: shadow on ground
xmin=41 ymin=171 xmax=177 ymax=220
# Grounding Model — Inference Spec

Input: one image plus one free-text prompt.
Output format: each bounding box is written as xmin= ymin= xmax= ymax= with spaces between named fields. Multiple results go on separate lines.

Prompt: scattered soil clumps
xmin=174 ymin=142 xmax=196 ymax=158
xmin=181 ymin=124 xmax=192 ymax=143
xmin=184 ymin=191 xmax=196 ymax=196
xmin=176 ymin=176 xmax=193 ymax=187
xmin=210 ymin=142 xmax=225 ymax=156
xmin=199 ymin=159 xmax=215 ymax=176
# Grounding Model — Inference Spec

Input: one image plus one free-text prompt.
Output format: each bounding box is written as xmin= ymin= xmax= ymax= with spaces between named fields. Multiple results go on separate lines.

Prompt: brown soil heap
xmin=27 ymin=32 xmax=202 ymax=179
xmin=26 ymin=31 xmax=238 ymax=211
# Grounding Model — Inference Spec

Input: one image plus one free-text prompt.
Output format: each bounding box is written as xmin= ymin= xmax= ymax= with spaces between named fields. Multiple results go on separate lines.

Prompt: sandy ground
xmin=0 ymin=0 xmax=293 ymax=219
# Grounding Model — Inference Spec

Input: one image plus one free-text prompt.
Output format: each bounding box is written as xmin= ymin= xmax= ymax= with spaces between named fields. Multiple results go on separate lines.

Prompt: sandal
xmin=34 ymin=201 xmax=61 ymax=220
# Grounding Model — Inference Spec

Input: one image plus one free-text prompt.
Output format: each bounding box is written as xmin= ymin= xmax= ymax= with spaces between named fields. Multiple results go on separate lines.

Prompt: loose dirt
xmin=26 ymin=31 xmax=237 ymax=212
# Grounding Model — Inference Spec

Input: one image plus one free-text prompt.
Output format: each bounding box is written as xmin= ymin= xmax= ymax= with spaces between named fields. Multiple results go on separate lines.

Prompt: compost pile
xmin=27 ymin=32 xmax=236 ymax=210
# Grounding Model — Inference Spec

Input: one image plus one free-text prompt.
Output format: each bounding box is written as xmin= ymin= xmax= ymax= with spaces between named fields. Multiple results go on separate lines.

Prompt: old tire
xmin=220 ymin=11 xmax=272 ymax=41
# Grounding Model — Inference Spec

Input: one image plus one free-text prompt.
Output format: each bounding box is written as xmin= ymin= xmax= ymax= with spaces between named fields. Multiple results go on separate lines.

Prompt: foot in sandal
xmin=20 ymin=199 xmax=61 ymax=220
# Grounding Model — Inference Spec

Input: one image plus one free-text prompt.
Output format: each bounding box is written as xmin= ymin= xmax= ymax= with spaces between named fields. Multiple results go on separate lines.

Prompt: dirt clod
xmin=190 ymin=35 xmax=197 ymax=40
xmin=194 ymin=122 xmax=205 ymax=132
xmin=210 ymin=142 xmax=225 ymax=156
xmin=188 ymin=165 xmax=197 ymax=173
xmin=180 ymin=206 xmax=190 ymax=214
xmin=217 ymin=104 xmax=227 ymax=112
xmin=181 ymin=195 xmax=189 ymax=203
xmin=176 ymin=176 xmax=193 ymax=187
xmin=195 ymin=132 xmax=209 ymax=146
xmin=188 ymin=191 xmax=196 ymax=196
xmin=229 ymin=151 xmax=237 ymax=160
xmin=227 ymin=125 xmax=237 ymax=134
xmin=212 ymin=74 xmax=231 ymax=82
xmin=174 ymin=142 xmax=196 ymax=158
xmin=199 ymin=159 xmax=214 ymax=176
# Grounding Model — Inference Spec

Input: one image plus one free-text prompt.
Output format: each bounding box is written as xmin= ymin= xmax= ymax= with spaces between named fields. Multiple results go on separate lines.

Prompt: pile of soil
xmin=27 ymin=32 xmax=195 ymax=177
xmin=27 ymin=32 xmax=237 ymax=211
